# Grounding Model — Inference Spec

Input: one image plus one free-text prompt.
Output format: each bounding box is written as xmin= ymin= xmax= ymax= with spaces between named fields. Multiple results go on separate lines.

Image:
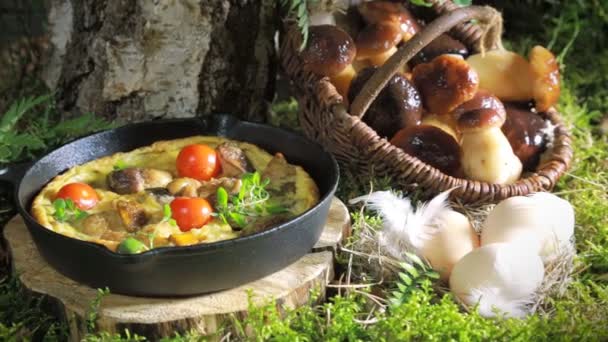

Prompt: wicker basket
xmin=280 ymin=1 xmax=573 ymax=204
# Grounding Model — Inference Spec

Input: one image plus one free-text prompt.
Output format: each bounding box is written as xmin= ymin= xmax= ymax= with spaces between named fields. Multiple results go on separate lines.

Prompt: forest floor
xmin=1 ymin=1 xmax=607 ymax=341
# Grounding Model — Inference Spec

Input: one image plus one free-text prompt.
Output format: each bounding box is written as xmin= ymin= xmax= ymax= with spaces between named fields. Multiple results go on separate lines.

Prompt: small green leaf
xmin=397 ymin=282 xmax=407 ymax=292
xmin=407 ymin=266 xmax=420 ymax=278
xmin=404 ymin=253 xmax=426 ymax=269
xmin=409 ymin=0 xmax=433 ymax=7
xmin=426 ymin=271 xmax=441 ymax=279
xmin=453 ymin=0 xmax=472 ymax=6
xmin=169 ymin=218 xmax=177 ymax=227
xmin=117 ymin=237 xmax=148 ymax=254
xmin=163 ymin=204 xmax=171 ymax=219
xmin=266 ymin=204 xmax=289 ymax=214
xmin=399 ymin=273 xmax=413 ymax=286
xmin=74 ymin=210 xmax=89 ymax=221
xmin=53 ymin=199 xmax=67 ymax=221
xmin=53 ymin=198 xmax=66 ymax=210
xmin=113 ymin=160 xmax=128 ymax=170
xmin=229 ymin=212 xmax=248 ymax=227
xmin=65 ymin=198 xmax=76 ymax=211
xmin=217 ymin=187 xmax=229 ymax=208
xmin=297 ymin=2 xmax=306 ymax=17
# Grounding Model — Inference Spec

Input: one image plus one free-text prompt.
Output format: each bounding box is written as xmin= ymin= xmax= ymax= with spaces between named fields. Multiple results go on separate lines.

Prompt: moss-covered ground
xmin=1 ymin=1 xmax=607 ymax=340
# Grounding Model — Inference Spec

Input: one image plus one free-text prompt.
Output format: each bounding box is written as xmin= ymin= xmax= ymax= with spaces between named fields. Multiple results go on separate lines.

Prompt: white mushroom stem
xmin=461 ymin=127 xmax=522 ymax=184
xmin=309 ymin=12 xmax=336 ymax=26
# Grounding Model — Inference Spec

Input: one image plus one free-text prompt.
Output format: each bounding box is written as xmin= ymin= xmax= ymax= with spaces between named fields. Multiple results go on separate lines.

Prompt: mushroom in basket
xmin=301 ymin=25 xmax=357 ymax=100
xmin=467 ymin=46 xmax=560 ymax=112
xmin=501 ymin=102 xmax=551 ymax=171
xmin=348 ymin=66 xmax=422 ymax=139
xmin=357 ymin=1 xmax=421 ymax=42
xmin=454 ymin=91 xmax=523 ymax=184
xmin=355 ymin=22 xmax=403 ymax=67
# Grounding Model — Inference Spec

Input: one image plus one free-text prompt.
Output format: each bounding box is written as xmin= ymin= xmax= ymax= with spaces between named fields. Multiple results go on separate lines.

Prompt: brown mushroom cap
xmin=391 ymin=125 xmax=462 ymax=177
xmin=452 ymin=89 xmax=505 ymax=121
xmin=501 ymin=102 xmax=549 ymax=171
xmin=409 ymin=34 xmax=469 ymax=67
xmin=356 ymin=22 xmax=402 ymax=59
xmin=412 ymin=55 xmax=479 ymax=115
xmin=358 ymin=1 xmax=420 ymax=40
xmin=301 ymin=25 xmax=356 ymax=77
xmin=458 ymin=108 xmax=506 ymax=133
xmin=348 ymin=66 xmax=422 ymax=138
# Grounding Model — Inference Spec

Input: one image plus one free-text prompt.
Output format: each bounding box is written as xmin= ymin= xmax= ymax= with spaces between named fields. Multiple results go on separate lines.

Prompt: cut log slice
xmin=3 ymin=197 xmax=350 ymax=341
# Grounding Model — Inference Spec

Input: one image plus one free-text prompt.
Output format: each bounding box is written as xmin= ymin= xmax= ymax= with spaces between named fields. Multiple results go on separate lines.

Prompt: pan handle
xmin=0 ymin=161 xmax=33 ymax=185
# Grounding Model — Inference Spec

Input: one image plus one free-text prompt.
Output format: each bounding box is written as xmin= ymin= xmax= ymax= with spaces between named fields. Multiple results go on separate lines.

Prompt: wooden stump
xmin=3 ymin=198 xmax=350 ymax=341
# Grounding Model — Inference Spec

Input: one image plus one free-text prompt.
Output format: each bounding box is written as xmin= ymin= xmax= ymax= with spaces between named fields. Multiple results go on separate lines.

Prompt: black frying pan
xmin=0 ymin=115 xmax=339 ymax=296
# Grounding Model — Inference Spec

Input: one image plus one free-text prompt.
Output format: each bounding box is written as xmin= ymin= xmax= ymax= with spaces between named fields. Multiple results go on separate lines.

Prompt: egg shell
xmin=449 ymin=243 xmax=544 ymax=302
xmin=420 ymin=210 xmax=479 ymax=281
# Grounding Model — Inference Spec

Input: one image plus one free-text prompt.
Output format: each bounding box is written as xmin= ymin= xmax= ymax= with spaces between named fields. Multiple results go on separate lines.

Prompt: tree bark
xmin=42 ymin=0 xmax=277 ymax=123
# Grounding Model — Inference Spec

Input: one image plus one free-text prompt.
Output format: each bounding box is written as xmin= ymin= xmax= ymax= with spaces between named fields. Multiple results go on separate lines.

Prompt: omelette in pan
xmin=31 ymin=136 xmax=319 ymax=253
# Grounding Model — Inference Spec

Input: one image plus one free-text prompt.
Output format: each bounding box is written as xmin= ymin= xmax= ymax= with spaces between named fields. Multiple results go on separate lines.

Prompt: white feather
xmin=469 ymin=287 xmax=533 ymax=318
xmin=349 ymin=189 xmax=455 ymax=256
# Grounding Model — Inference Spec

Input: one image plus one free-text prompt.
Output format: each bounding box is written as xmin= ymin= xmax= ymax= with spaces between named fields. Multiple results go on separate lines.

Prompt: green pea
xmin=117 ymin=237 xmax=148 ymax=254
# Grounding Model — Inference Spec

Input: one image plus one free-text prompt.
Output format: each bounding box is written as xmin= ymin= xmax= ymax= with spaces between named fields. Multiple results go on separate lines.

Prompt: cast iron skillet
xmin=0 ymin=114 xmax=339 ymax=297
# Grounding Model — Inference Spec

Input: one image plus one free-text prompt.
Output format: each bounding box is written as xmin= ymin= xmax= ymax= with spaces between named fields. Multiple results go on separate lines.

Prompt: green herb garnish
xmin=161 ymin=203 xmax=177 ymax=227
xmin=52 ymin=198 xmax=89 ymax=222
xmin=215 ymin=171 xmax=288 ymax=228
xmin=113 ymin=160 xmax=128 ymax=170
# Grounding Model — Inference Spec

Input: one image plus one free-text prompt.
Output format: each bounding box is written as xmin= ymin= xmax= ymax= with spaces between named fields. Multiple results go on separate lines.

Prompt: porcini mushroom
xmin=301 ymin=25 xmax=357 ymax=99
xmin=357 ymin=1 xmax=421 ymax=42
xmin=501 ymin=102 xmax=549 ymax=171
xmin=390 ymin=125 xmax=463 ymax=177
xmin=412 ymin=55 xmax=479 ymax=115
xmin=348 ymin=66 xmax=422 ymax=138
xmin=355 ymin=22 xmax=403 ymax=67
xmin=455 ymin=92 xmax=523 ymax=184
xmin=529 ymin=45 xmax=560 ymax=112
xmin=466 ymin=50 xmax=534 ymax=102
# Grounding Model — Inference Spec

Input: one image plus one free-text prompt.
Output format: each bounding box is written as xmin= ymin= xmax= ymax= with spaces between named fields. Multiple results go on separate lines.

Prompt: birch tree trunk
xmin=42 ymin=0 xmax=277 ymax=122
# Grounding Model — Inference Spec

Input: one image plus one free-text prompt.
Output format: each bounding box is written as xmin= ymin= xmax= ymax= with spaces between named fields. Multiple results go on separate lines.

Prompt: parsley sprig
xmin=161 ymin=204 xmax=178 ymax=227
xmin=215 ymin=172 xmax=288 ymax=229
xmin=52 ymin=198 xmax=88 ymax=222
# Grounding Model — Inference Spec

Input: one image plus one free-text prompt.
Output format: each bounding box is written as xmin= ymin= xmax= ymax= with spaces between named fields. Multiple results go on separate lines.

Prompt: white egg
xmin=449 ymin=243 xmax=544 ymax=303
xmin=527 ymin=192 xmax=575 ymax=259
xmin=481 ymin=196 xmax=544 ymax=253
xmin=420 ymin=210 xmax=479 ymax=281
xmin=481 ymin=224 xmax=543 ymax=253
xmin=481 ymin=194 xmax=575 ymax=261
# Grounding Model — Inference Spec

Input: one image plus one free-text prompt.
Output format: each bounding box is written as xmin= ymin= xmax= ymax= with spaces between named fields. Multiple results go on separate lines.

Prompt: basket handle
xmin=350 ymin=5 xmax=503 ymax=119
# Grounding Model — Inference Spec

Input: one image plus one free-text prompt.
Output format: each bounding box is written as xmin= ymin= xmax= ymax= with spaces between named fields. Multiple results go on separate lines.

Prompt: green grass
xmin=1 ymin=0 xmax=608 ymax=340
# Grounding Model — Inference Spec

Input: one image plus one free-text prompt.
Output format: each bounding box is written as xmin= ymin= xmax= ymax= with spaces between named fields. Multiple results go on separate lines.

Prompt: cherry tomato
xmin=56 ymin=182 xmax=99 ymax=210
xmin=170 ymin=197 xmax=213 ymax=232
xmin=176 ymin=144 xmax=221 ymax=181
